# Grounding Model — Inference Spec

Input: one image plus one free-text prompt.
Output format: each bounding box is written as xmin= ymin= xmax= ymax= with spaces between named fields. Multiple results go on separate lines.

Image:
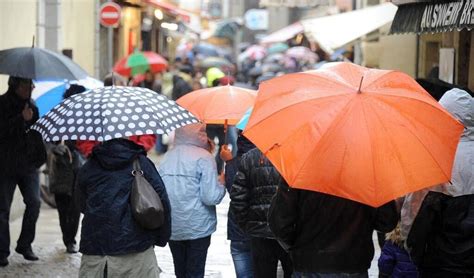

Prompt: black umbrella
xmin=192 ymin=43 xmax=219 ymax=57
xmin=0 ymin=47 xmax=88 ymax=80
xmin=416 ymin=78 xmax=474 ymax=101
xmin=32 ymin=86 xmax=199 ymax=142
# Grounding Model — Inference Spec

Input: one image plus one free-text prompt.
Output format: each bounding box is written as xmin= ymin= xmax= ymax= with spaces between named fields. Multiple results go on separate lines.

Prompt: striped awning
xmin=390 ymin=0 xmax=474 ymax=34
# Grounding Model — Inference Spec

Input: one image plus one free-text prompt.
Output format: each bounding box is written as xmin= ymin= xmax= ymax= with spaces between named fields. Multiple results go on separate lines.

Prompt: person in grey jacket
xmin=159 ymin=123 xmax=225 ymax=278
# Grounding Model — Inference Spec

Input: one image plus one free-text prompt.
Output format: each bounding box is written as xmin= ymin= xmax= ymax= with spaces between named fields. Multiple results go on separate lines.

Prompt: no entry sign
xmin=100 ymin=2 xmax=121 ymax=27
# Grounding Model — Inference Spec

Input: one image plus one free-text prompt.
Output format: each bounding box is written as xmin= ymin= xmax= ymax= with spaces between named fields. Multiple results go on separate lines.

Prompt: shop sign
xmin=391 ymin=0 xmax=474 ymax=34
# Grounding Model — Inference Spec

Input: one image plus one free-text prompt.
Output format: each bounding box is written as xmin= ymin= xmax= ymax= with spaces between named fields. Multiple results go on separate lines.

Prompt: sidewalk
xmin=1 ymin=152 xmax=382 ymax=277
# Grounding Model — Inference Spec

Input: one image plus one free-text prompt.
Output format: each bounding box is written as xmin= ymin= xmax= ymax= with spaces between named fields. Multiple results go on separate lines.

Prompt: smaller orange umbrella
xmin=177 ymin=85 xmax=257 ymax=125
xmin=177 ymin=85 xmax=257 ymax=144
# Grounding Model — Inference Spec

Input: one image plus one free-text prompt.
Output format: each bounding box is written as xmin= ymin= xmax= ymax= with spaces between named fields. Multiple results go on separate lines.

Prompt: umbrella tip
xmin=357 ymin=76 xmax=364 ymax=94
xmin=32 ymin=35 xmax=35 ymax=48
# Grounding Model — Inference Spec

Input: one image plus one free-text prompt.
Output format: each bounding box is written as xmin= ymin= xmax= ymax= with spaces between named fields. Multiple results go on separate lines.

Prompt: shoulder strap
xmin=133 ymin=158 xmax=141 ymax=171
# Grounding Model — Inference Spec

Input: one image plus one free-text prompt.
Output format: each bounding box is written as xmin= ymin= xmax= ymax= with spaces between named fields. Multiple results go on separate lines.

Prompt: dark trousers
xmin=169 ymin=235 xmax=211 ymax=278
xmin=0 ymin=170 xmax=40 ymax=257
xmin=251 ymin=237 xmax=293 ymax=278
xmin=54 ymin=193 xmax=80 ymax=246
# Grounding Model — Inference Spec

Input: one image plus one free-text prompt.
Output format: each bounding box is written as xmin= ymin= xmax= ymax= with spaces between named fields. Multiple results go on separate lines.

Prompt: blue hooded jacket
xmin=159 ymin=123 xmax=226 ymax=241
xmin=76 ymin=138 xmax=171 ymax=255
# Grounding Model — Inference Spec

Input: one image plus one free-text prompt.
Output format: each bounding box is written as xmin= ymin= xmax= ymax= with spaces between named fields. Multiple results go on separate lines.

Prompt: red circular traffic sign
xmin=100 ymin=2 xmax=121 ymax=27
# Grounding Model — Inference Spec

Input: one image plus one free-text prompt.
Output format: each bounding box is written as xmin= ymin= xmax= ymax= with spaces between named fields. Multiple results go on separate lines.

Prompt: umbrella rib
xmin=360 ymin=99 xmax=377 ymax=202
xmin=370 ymin=96 xmax=452 ymax=182
xmin=367 ymin=101 xmax=412 ymax=197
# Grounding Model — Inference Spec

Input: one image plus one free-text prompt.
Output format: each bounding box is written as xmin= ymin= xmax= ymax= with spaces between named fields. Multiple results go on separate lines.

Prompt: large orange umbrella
xmin=243 ymin=62 xmax=464 ymax=207
xmin=176 ymin=85 xmax=257 ymax=125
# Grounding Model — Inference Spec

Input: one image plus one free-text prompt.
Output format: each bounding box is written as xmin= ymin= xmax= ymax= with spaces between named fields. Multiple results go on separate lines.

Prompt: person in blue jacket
xmin=378 ymin=223 xmax=418 ymax=278
xmin=159 ymin=123 xmax=226 ymax=278
xmin=75 ymin=138 xmax=171 ymax=277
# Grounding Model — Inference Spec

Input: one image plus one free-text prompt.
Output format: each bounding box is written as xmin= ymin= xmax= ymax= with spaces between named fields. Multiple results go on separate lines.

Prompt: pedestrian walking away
xmin=46 ymin=84 xmax=87 ymax=254
xmin=159 ymin=123 xmax=226 ymax=278
xmin=220 ymin=131 xmax=256 ymax=278
xmin=0 ymin=76 xmax=46 ymax=266
xmin=75 ymin=138 xmax=171 ymax=277
xmin=403 ymin=88 xmax=474 ymax=278
xmin=268 ymin=183 xmax=398 ymax=277
xmin=230 ymin=148 xmax=293 ymax=278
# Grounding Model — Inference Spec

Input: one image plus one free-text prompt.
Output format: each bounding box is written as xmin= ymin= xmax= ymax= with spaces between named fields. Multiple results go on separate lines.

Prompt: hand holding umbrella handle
xmin=22 ymin=103 xmax=33 ymax=121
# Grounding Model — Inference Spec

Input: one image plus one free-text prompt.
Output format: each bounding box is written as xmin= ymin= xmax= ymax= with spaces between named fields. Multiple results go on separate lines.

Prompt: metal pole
xmin=108 ymin=27 xmax=113 ymax=72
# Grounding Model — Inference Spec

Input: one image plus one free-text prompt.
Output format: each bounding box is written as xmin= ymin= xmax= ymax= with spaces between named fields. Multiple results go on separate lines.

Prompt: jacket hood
xmin=174 ymin=123 xmax=208 ymax=149
xmin=439 ymin=88 xmax=474 ymax=141
xmin=92 ymin=138 xmax=145 ymax=170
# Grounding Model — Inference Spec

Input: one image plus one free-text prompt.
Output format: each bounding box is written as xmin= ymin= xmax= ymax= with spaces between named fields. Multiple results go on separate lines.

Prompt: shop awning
xmin=259 ymin=22 xmax=304 ymax=44
xmin=146 ymin=0 xmax=191 ymax=22
xmin=301 ymin=3 xmax=398 ymax=53
xmin=390 ymin=0 xmax=474 ymax=34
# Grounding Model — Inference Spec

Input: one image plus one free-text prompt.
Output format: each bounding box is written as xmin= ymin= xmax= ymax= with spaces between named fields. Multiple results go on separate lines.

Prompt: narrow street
xmin=1 ymin=193 xmax=382 ymax=277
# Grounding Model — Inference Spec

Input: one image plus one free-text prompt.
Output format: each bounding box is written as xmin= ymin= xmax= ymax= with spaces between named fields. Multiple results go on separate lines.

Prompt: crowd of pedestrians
xmin=0 ymin=49 xmax=473 ymax=278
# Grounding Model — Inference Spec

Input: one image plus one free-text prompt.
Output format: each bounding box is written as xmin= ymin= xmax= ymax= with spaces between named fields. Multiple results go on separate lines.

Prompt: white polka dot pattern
xmin=31 ymin=86 xmax=199 ymax=142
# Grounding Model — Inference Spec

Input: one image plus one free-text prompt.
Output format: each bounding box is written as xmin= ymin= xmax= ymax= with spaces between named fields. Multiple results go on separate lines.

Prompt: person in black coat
xmin=220 ymin=132 xmax=255 ymax=277
xmin=268 ymin=183 xmax=398 ymax=277
xmin=0 ymin=76 xmax=46 ymax=266
xmin=75 ymin=138 xmax=171 ymax=276
xmin=47 ymin=84 xmax=86 ymax=254
xmin=230 ymin=148 xmax=293 ymax=278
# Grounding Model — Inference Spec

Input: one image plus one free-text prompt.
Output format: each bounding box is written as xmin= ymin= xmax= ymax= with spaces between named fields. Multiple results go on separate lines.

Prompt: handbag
xmin=130 ymin=159 xmax=165 ymax=230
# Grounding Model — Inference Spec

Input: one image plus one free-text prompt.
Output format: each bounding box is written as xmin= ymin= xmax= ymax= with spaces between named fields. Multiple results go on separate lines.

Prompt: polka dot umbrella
xmin=31 ymin=86 xmax=199 ymax=142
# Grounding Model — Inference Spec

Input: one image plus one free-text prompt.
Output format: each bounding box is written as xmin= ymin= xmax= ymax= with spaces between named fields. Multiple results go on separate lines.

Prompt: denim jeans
xmin=0 ymin=170 xmax=40 ymax=257
xmin=230 ymin=240 xmax=253 ymax=278
xmin=251 ymin=237 xmax=293 ymax=278
xmin=292 ymin=272 xmax=368 ymax=278
xmin=169 ymin=235 xmax=211 ymax=278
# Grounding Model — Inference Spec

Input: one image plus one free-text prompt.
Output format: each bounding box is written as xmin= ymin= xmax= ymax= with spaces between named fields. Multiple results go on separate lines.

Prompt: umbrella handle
xmin=224 ymin=119 xmax=228 ymax=145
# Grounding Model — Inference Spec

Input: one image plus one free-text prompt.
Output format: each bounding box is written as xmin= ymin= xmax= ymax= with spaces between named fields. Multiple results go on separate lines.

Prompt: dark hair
xmin=8 ymin=76 xmax=31 ymax=90
xmin=63 ymin=84 xmax=86 ymax=99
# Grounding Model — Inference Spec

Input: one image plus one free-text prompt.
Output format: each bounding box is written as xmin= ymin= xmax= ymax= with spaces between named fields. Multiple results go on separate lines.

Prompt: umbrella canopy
xmin=238 ymin=45 xmax=267 ymax=62
xmin=267 ymin=42 xmax=289 ymax=54
xmin=32 ymin=86 xmax=199 ymax=142
xmin=198 ymin=57 xmax=234 ymax=71
xmin=113 ymin=51 xmax=168 ymax=77
xmin=262 ymin=62 xmax=282 ymax=73
xmin=263 ymin=53 xmax=285 ymax=64
xmin=177 ymin=85 xmax=257 ymax=125
xmin=236 ymin=107 xmax=253 ymax=130
xmin=243 ymin=62 xmax=464 ymax=207
xmin=0 ymin=47 xmax=88 ymax=80
xmin=32 ymin=77 xmax=103 ymax=117
xmin=192 ymin=43 xmax=219 ymax=57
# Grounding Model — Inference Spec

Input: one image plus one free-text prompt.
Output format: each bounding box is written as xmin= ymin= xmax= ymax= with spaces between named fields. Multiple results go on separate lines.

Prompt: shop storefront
xmin=391 ymin=0 xmax=474 ymax=91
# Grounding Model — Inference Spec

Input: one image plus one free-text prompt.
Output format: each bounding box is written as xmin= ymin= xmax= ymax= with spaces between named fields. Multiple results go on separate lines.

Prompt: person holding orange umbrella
xmin=176 ymin=83 xmax=257 ymax=172
xmin=243 ymin=62 xmax=464 ymax=276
